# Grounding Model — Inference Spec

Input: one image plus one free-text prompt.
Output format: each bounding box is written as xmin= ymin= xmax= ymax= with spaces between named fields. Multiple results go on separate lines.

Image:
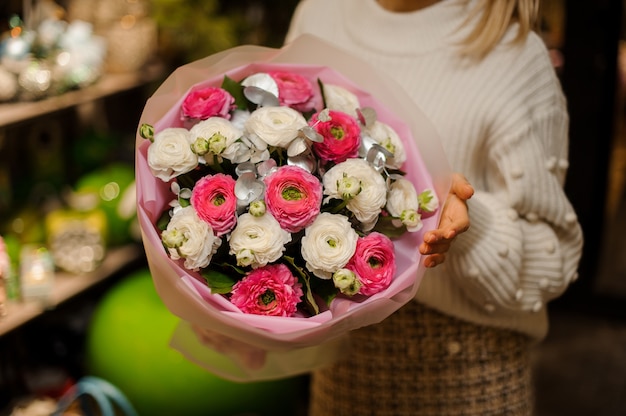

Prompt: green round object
xmin=75 ymin=163 xmax=137 ymax=246
xmin=86 ymin=268 xmax=305 ymax=416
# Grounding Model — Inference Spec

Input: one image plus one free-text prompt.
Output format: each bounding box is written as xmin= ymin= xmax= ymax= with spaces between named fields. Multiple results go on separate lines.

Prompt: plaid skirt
xmin=308 ymin=301 xmax=534 ymax=416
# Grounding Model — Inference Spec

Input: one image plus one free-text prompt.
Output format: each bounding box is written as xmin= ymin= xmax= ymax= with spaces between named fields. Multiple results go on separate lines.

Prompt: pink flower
xmin=269 ymin=71 xmax=316 ymax=113
xmin=230 ymin=263 xmax=303 ymax=316
xmin=346 ymin=232 xmax=396 ymax=296
xmin=264 ymin=165 xmax=323 ymax=233
xmin=191 ymin=173 xmax=237 ymax=236
xmin=182 ymin=87 xmax=235 ymax=120
xmin=311 ymin=110 xmax=361 ymax=163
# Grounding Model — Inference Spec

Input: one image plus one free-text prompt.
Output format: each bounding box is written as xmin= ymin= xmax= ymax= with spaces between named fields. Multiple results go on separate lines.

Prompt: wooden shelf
xmin=0 ymin=244 xmax=144 ymax=337
xmin=0 ymin=64 xmax=165 ymax=127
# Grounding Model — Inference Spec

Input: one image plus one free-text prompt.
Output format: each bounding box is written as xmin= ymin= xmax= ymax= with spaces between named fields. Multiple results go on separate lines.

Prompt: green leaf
xmin=156 ymin=210 xmax=172 ymax=231
xmin=201 ymin=268 xmax=237 ymax=294
xmin=283 ymin=256 xmax=320 ymax=315
xmin=372 ymin=215 xmax=407 ymax=239
xmin=221 ymin=75 xmax=248 ymax=110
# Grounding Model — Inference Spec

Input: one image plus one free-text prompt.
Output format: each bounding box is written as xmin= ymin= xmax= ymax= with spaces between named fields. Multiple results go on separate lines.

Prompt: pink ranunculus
xmin=346 ymin=232 xmax=396 ymax=296
xmin=191 ymin=173 xmax=238 ymax=236
xmin=311 ymin=110 xmax=361 ymax=163
xmin=264 ymin=165 xmax=323 ymax=233
xmin=182 ymin=87 xmax=235 ymax=120
xmin=230 ymin=263 xmax=303 ymax=316
xmin=269 ymin=71 xmax=316 ymax=113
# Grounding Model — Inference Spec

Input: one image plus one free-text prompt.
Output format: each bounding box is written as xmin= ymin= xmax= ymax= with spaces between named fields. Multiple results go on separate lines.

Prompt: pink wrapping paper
xmin=135 ymin=34 xmax=451 ymax=381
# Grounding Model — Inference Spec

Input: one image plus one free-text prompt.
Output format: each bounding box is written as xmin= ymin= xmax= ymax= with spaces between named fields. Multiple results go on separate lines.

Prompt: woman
xmin=285 ymin=0 xmax=583 ymax=414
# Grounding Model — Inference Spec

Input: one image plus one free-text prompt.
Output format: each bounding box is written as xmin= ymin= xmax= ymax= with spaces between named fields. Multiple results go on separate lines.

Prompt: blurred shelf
xmin=0 ymin=63 xmax=165 ymax=127
xmin=0 ymin=244 xmax=144 ymax=337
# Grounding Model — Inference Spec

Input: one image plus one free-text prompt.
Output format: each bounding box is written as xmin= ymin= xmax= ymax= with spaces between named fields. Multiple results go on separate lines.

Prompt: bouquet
xmin=136 ymin=35 xmax=450 ymax=381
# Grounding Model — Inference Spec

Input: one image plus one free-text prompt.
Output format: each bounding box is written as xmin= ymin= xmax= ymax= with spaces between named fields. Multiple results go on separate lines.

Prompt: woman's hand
xmin=419 ymin=173 xmax=474 ymax=268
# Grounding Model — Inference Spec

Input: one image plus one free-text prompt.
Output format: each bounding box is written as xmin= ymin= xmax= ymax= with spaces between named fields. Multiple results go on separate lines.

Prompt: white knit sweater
xmin=286 ymin=0 xmax=583 ymax=340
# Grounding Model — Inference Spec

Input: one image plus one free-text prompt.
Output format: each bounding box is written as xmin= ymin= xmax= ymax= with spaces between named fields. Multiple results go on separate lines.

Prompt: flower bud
xmin=332 ymin=268 xmax=361 ymax=296
xmin=139 ymin=123 xmax=154 ymax=142
xmin=236 ymin=249 xmax=255 ymax=267
xmin=191 ymin=137 xmax=210 ymax=156
xmin=418 ymin=189 xmax=439 ymax=213
xmin=400 ymin=209 xmax=423 ymax=232
xmin=336 ymin=173 xmax=361 ymax=200
xmin=208 ymin=132 xmax=228 ymax=154
xmin=249 ymin=200 xmax=266 ymax=217
xmin=162 ymin=228 xmax=186 ymax=248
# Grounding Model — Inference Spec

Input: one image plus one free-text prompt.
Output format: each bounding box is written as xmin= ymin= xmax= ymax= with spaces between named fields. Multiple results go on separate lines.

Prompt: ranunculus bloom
xmin=301 ymin=213 xmax=358 ymax=280
xmin=230 ymin=263 xmax=303 ymax=316
xmin=386 ymin=177 xmax=418 ymax=217
xmin=346 ymin=232 xmax=396 ymax=296
xmin=147 ymin=127 xmax=198 ymax=181
xmin=387 ymin=178 xmax=423 ymax=232
xmin=162 ymin=206 xmax=222 ymax=271
xmin=264 ymin=165 xmax=322 ymax=233
xmin=191 ymin=173 xmax=238 ymax=236
xmin=364 ymin=120 xmax=407 ymax=169
xmin=245 ymin=106 xmax=308 ymax=148
xmin=229 ymin=213 xmax=292 ymax=268
xmin=311 ymin=110 xmax=361 ymax=163
xmin=182 ymin=86 xmax=235 ymax=120
xmin=269 ymin=71 xmax=316 ymax=113
xmin=323 ymin=84 xmax=360 ymax=118
xmin=323 ymin=158 xmax=387 ymax=228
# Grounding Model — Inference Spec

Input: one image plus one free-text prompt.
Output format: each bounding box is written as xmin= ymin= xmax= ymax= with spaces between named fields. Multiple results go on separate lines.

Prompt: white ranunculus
xmin=228 ymin=213 xmax=291 ymax=268
xmin=364 ymin=121 xmax=406 ymax=169
xmin=301 ymin=213 xmax=358 ymax=280
xmin=244 ymin=106 xmax=307 ymax=148
xmin=386 ymin=177 xmax=418 ymax=217
xmin=147 ymin=127 xmax=198 ymax=181
xmin=163 ymin=206 xmax=221 ymax=271
xmin=190 ymin=117 xmax=242 ymax=154
xmin=323 ymin=84 xmax=360 ymax=118
xmin=323 ymin=158 xmax=387 ymax=225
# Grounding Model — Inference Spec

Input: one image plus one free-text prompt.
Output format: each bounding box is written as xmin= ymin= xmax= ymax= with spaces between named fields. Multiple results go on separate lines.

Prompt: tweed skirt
xmin=308 ymin=301 xmax=534 ymax=416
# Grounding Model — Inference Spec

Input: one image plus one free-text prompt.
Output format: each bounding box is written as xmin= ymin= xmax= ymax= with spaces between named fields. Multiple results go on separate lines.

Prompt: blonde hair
xmin=460 ymin=0 xmax=540 ymax=59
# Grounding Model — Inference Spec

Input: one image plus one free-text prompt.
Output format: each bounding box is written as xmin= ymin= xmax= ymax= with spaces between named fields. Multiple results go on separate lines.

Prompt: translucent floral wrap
xmin=135 ymin=34 xmax=451 ymax=381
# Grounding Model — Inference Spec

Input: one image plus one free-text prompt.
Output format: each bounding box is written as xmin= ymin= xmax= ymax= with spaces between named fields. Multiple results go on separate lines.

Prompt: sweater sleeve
xmin=445 ymin=71 xmax=583 ymax=315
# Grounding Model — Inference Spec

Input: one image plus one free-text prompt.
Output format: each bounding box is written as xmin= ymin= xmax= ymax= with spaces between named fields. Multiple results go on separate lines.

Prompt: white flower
xmin=228 ymin=213 xmax=291 ymax=268
xmin=387 ymin=178 xmax=424 ymax=232
xmin=147 ymin=127 xmax=198 ymax=181
xmin=364 ymin=121 xmax=406 ymax=169
xmin=323 ymin=159 xmax=387 ymax=226
xmin=386 ymin=178 xmax=418 ymax=217
xmin=244 ymin=106 xmax=308 ymax=148
xmin=301 ymin=213 xmax=358 ymax=279
xmin=162 ymin=206 xmax=221 ymax=271
xmin=323 ymin=84 xmax=360 ymax=118
xmin=189 ymin=117 xmax=242 ymax=161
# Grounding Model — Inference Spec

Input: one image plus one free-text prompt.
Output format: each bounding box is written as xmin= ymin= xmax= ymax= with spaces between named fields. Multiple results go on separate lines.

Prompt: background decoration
xmin=86 ymin=268 xmax=307 ymax=416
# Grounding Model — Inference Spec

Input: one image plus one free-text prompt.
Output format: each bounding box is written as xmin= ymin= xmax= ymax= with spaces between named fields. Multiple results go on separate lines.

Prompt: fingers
xmin=450 ymin=173 xmax=474 ymax=201
xmin=423 ymin=252 xmax=446 ymax=268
